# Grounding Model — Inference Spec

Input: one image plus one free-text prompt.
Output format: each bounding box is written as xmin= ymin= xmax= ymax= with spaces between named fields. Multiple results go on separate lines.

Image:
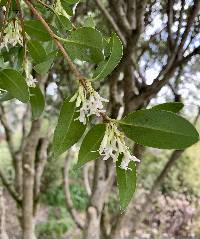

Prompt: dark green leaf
xmin=64 ymin=27 xmax=104 ymax=63
xmin=0 ymin=91 xmax=13 ymax=103
xmin=92 ymin=33 xmax=123 ymax=80
xmin=34 ymin=51 xmax=57 ymax=75
xmin=76 ymin=124 xmax=106 ymax=169
xmin=29 ymin=86 xmax=45 ymax=120
xmin=53 ymin=99 xmax=86 ymax=158
xmin=120 ymin=109 xmax=199 ymax=149
xmin=152 ymin=102 xmax=184 ymax=113
xmin=55 ymin=14 xmax=73 ymax=32
xmin=116 ymin=154 xmax=136 ymax=211
xmin=0 ymin=69 xmax=29 ymax=103
xmin=61 ymin=0 xmax=79 ymax=16
xmin=25 ymin=20 xmax=51 ymax=42
xmin=62 ymin=0 xmax=79 ymax=4
xmin=27 ymin=40 xmax=47 ymax=64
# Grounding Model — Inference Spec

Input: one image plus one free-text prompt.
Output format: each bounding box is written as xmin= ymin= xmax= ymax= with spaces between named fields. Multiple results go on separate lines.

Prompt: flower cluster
xmin=0 ymin=20 xmax=23 ymax=51
xmin=24 ymin=60 xmax=37 ymax=87
xmin=70 ymin=81 xmax=108 ymax=124
xmin=99 ymin=122 xmax=140 ymax=170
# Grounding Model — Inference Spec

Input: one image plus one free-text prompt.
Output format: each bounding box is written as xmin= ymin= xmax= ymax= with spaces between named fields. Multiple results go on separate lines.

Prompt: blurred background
xmin=0 ymin=0 xmax=200 ymax=238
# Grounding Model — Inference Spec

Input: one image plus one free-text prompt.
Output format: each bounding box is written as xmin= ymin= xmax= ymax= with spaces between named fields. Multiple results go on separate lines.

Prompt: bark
xmin=83 ymin=159 xmax=115 ymax=239
xmin=63 ymin=150 xmax=84 ymax=230
xmin=0 ymin=188 xmax=9 ymax=239
xmin=22 ymin=120 xmax=41 ymax=239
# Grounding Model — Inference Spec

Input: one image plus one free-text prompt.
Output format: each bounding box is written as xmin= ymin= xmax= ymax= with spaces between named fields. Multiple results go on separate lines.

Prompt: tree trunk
xmin=83 ymin=159 xmax=115 ymax=239
xmin=0 ymin=188 xmax=9 ymax=239
xmin=22 ymin=120 xmax=41 ymax=239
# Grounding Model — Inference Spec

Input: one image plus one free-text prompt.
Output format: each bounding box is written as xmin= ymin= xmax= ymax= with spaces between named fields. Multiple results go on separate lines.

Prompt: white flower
xmin=2 ymin=6 xmax=6 ymax=12
xmin=70 ymin=81 xmax=108 ymax=124
xmin=0 ymin=20 xmax=23 ymax=51
xmin=99 ymin=123 xmax=140 ymax=170
xmin=26 ymin=75 xmax=38 ymax=87
xmin=24 ymin=60 xmax=37 ymax=87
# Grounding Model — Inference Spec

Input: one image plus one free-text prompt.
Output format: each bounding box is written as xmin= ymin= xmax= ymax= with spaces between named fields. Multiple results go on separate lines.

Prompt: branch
xmin=175 ymin=0 xmax=185 ymax=47
xmin=34 ymin=138 xmax=49 ymax=207
xmin=25 ymin=0 xmax=84 ymax=82
xmin=177 ymin=0 xmax=200 ymax=57
xmin=0 ymin=106 xmax=16 ymax=161
xmin=167 ymin=0 xmax=174 ymax=54
xmin=94 ymin=0 xmax=126 ymax=45
xmin=177 ymin=45 xmax=200 ymax=66
xmin=115 ymin=1 xmax=132 ymax=35
xmin=0 ymin=169 xmax=21 ymax=205
xmin=25 ymin=0 xmax=111 ymax=123
xmin=136 ymin=0 xmax=148 ymax=31
xmin=127 ymin=0 xmax=136 ymax=29
xmin=83 ymin=164 xmax=92 ymax=196
xmin=63 ymin=150 xmax=84 ymax=230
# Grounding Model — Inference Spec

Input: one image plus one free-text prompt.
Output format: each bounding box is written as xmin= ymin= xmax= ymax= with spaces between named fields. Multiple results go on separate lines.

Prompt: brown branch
xmin=63 ymin=149 xmax=84 ymax=230
xmin=94 ymin=0 xmax=126 ymax=45
xmin=83 ymin=164 xmax=92 ymax=196
xmin=0 ymin=106 xmax=16 ymax=161
xmin=0 ymin=169 xmax=21 ymax=205
xmin=115 ymin=1 xmax=131 ymax=35
xmin=175 ymin=0 xmax=185 ymax=47
xmin=34 ymin=137 xmax=49 ymax=210
xmin=177 ymin=0 xmax=200 ymax=57
xmin=167 ymin=0 xmax=174 ymax=54
xmin=24 ymin=0 xmax=84 ymax=82
xmin=22 ymin=119 xmax=41 ymax=239
xmin=127 ymin=0 xmax=136 ymax=29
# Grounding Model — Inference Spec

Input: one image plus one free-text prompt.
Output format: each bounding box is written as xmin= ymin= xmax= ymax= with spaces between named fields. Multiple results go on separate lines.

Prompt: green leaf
xmin=92 ymin=33 xmax=123 ymax=80
xmin=62 ymin=0 xmax=79 ymax=4
xmin=0 ymin=91 xmax=13 ymax=103
xmin=76 ymin=124 xmax=106 ymax=169
xmin=61 ymin=0 xmax=79 ymax=16
xmin=0 ymin=69 xmax=29 ymax=103
xmin=29 ymin=86 xmax=45 ymax=120
xmin=64 ymin=27 xmax=104 ymax=63
xmin=27 ymin=40 xmax=47 ymax=64
xmin=34 ymin=51 xmax=57 ymax=75
xmin=120 ymin=109 xmax=199 ymax=149
xmin=152 ymin=102 xmax=184 ymax=113
xmin=53 ymin=99 xmax=86 ymax=158
xmin=84 ymin=16 xmax=95 ymax=28
xmin=55 ymin=14 xmax=73 ymax=32
xmin=25 ymin=20 xmax=51 ymax=42
xmin=116 ymin=154 xmax=136 ymax=211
